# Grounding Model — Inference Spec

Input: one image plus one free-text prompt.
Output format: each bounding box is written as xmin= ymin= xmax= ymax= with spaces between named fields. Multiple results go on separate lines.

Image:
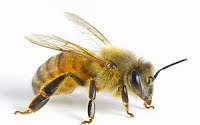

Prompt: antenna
xmin=153 ymin=58 xmax=187 ymax=80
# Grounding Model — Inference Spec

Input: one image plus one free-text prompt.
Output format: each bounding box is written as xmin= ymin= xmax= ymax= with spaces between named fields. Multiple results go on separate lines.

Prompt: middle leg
xmin=81 ymin=79 xmax=96 ymax=124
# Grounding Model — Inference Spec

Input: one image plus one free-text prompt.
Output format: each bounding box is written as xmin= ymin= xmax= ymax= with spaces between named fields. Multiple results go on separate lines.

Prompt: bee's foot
xmin=127 ymin=112 xmax=134 ymax=118
xmin=149 ymin=105 xmax=155 ymax=109
xmin=14 ymin=109 xmax=33 ymax=115
xmin=144 ymin=104 xmax=155 ymax=109
xmin=81 ymin=118 xmax=93 ymax=124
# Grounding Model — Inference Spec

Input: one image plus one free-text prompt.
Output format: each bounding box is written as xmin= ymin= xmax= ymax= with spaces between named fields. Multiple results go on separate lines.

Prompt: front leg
xmin=82 ymin=80 xmax=96 ymax=124
xmin=121 ymin=85 xmax=134 ymax=118
xmin=144 ymin=97 xmax=155 ymax=109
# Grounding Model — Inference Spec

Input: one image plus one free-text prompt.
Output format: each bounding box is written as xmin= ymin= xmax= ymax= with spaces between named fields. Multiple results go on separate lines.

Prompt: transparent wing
xmin=25 ymin=34 xmax=108 ymax=66
xmin=65 ymin=12 xmax=111 ymax=45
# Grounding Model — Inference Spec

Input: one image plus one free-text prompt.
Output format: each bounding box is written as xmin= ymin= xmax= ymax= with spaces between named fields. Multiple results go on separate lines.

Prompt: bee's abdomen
xmin=32 ymin=53 xmax=59 ymax=94
xmin=32 ymin=52 xmax=91 ymax=95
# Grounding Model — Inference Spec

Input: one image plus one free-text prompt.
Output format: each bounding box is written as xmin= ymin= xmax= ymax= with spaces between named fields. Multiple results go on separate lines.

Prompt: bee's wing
xmin=65 ymin=12 xmax=111 ymax=45
xmin=25 ymin=34 xmax=108 ymax=66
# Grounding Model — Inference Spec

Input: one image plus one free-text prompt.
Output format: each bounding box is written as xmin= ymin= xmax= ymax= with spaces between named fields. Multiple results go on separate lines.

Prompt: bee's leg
xmin=15 ymin=73 xmax=85 ymax=115
xmin=144 ymin=98 xmax=155 ymax=109
xmin=121 ymin=85 xmax=134 ymax=118
xmin=82 ymin=80 xmax=96 ymax=124
xmin=14 ymin=93 xmax=49 ymax=114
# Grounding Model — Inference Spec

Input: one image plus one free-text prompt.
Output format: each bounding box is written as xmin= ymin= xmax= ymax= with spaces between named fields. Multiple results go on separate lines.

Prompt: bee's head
xmin=128 ymin=60 xmax=155 ymax=104
xmin=128 ymin=58 xmax=187 ymax=105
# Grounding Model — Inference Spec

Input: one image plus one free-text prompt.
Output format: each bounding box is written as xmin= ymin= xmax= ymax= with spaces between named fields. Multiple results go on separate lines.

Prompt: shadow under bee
xmin=50 ymin=92 xmax=143 ymax=119
xmin=5 ymin=84 xmax=143 ymax=120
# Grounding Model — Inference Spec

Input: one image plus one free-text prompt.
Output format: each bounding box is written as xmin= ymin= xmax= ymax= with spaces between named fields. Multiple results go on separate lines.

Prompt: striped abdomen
xmin=32 ymin=52 xmax=92 ymax=95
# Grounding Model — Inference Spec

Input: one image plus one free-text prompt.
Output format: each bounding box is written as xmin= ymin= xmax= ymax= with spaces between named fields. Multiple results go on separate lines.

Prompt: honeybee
xmin=15 ymin=12 xmax=187 ymax=124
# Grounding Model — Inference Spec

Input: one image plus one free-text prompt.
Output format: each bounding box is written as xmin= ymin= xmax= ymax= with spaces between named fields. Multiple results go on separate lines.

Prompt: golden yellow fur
xmin=92 ymin=45 xmax=138 ymax=97
xmin=32 ymin=45 xmax=154 ymax=99
xmin=32 ymin=52 xmax=92 ymax=95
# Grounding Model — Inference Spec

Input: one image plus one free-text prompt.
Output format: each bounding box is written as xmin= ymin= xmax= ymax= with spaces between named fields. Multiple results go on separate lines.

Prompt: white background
xmin=0 ymin=0 xmax=199 ymax=125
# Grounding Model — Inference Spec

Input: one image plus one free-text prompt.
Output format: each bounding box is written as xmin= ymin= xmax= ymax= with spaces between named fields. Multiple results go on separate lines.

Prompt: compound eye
xmin=128 ymin=71 xmax=142 ymax=90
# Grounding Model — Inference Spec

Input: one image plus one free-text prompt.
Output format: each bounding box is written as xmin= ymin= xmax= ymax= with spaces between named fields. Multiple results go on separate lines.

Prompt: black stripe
xmin=46 ymin=57 xmax=54 ymax=78
xmin=32 ymin=80 xmax=40 ymax=94
xmin=56 ymin=52 xmax=64 ymax=73
xmin=36 ymin=65 xmax=45 ymax=83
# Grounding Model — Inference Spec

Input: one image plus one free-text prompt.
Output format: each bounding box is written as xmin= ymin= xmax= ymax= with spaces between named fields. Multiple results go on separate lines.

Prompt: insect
xmin=15 ymin=12 xmax=187 ymax=124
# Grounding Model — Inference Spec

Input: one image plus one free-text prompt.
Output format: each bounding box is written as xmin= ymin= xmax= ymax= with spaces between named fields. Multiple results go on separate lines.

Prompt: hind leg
xmin=15 ymin=73 xmax=85 ymax=114
xmin=14 ymin=93 xmax=50 ymax=114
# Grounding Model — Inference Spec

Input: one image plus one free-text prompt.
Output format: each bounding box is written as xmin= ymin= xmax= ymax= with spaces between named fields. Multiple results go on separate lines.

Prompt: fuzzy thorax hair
xmin=100 ymin=45 xmax=137 ymax=73
xmin=98 ymin=45 xmax=155 ymax=98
